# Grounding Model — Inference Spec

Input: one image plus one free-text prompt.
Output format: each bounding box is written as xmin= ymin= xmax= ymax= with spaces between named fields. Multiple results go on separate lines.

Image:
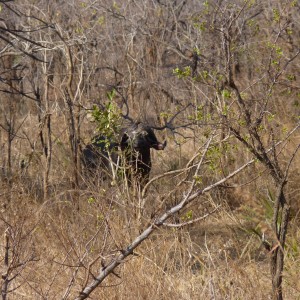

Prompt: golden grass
xmin=1 ymin=172 xmax=299 ymax=300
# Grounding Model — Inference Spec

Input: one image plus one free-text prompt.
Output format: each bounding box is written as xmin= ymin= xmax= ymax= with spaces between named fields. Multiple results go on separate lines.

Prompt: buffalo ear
xmin=120 ymin=133 xmax=129 ymax=151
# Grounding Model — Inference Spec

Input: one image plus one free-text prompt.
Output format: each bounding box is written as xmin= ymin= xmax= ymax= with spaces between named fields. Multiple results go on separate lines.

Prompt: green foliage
xmin=203 ymin=0 xmax=209 ymax=14
xmin=88 ymin=197 xmax=96 ymax=204
xmin=106 ymin=89 xmax=116 ymax=101
xmin=275 ymin=46 xmax=283 ymax=57
xmin=181 ymin=210 xmax=193 ymax=221
xmin=112 ymin=2 xmax=120 ymax=11
xmin=195 ymin=105 xmax=204 ymax=121
xmin=206 ymin=145 xmax=221 ymax=172
xmin=173 ymin=66 xmax=191 ymax=79
xmin=272 ymin=8 xmax=280 ymax=22
xmin=201 ymin=70 xmax=209 ymax=79
xmin=160 ymin=111 xmax=173 ymax=119
xmin=286 ymin=74 xmax=296 ymax=81
xmin=222 ymin=104 xmax=229 ymax=116
xmin=221 ymin=89 xmax=231 ymax=99
xmin=187 ymin=104 xmax=213 ymax=123
xmin=238 ymin=119 xmax=246 ymax=127
xmin=267 ymin=113 xmax=275 ymax=122
xmin=193 ymin=47 xmax=201 ymax=56
xmin=267 ymin=42 xmax=284 ymax=69
xmin=193 ymin=175 xmax=202 ymax=184
xmin=91 ymin=89 xmax=121 ymax=142
xmin=98 ymin=16 xmax=105 ymax=25
xmin=247 ymin=19 xmax=260 ymax=35
xmin=266 ymin=42 xmax=283 ymax=57
xmin=194 ymin=21 xmax=207 ymax=31
xmin=97 ymin=213 xmax=105 ymax=221
xmin=290 ymin=0 xmax=297 ymax=7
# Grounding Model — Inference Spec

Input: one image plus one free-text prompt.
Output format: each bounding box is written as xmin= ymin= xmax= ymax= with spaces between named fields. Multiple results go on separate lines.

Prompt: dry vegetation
xmin=0 ymin=0 xmax=300 ymax=299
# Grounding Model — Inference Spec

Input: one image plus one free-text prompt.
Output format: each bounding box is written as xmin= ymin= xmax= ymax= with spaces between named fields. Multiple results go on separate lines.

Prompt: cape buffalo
xmin=82 ymin=122 xmax=166 ymax=184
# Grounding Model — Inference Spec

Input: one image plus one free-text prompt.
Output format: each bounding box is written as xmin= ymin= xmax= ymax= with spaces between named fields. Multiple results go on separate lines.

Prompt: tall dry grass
xmin=0 ymin=137 xmax=299 ymax=300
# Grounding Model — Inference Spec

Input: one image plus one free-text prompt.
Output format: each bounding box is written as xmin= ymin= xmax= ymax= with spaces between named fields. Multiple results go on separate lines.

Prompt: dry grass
xmin=1 ymin=117 xmax=300 ymax=300
xmin=1 ymin=148 xmax=299 ymax=300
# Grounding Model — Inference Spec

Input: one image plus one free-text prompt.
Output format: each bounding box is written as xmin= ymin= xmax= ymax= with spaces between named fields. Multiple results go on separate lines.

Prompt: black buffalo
xmin=82 ymin=122 xmax=166 ymax=184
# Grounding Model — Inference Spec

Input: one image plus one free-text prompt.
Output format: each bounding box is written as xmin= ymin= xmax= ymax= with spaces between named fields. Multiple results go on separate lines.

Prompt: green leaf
xmin=273 ymin=8 xmax=280 ymax=22
xmin=107 ymin=89 xmax=116 ymax=101
xmin=173 ymin=66 xmax=191 ymax=78
xmin=221 ymin=89 xmax=231 ymax=99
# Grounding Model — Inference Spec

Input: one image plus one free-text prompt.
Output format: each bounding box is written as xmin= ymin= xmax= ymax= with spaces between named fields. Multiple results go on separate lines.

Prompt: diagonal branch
xmin=75 ymin=152 xmax=256 ymax=300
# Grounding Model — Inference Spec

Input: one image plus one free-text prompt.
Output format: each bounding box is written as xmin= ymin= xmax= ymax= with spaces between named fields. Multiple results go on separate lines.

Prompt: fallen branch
xmin=75 ymin=156 xmax=255 ymax=300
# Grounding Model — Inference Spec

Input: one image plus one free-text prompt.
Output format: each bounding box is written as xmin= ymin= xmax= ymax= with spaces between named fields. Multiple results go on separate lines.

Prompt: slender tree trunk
xmin=64 ymin=44 xmax=79 ymax=189
xmin=1 ymin=229 xmax=10 ymax=300
xmin=43 ymin=72 xmax=52 ymax=200
xmin=271 ymin=186 xmax=290 ymax=300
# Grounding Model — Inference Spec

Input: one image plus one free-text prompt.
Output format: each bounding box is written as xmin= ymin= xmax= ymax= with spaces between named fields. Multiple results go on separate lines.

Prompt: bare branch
xmin=162 ymin=205 xmax=221 ymax=228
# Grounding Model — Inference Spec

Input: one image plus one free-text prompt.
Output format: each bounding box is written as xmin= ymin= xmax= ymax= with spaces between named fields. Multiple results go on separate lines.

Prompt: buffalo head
xmin=120 ymin=123 xmax=166 ymax=183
